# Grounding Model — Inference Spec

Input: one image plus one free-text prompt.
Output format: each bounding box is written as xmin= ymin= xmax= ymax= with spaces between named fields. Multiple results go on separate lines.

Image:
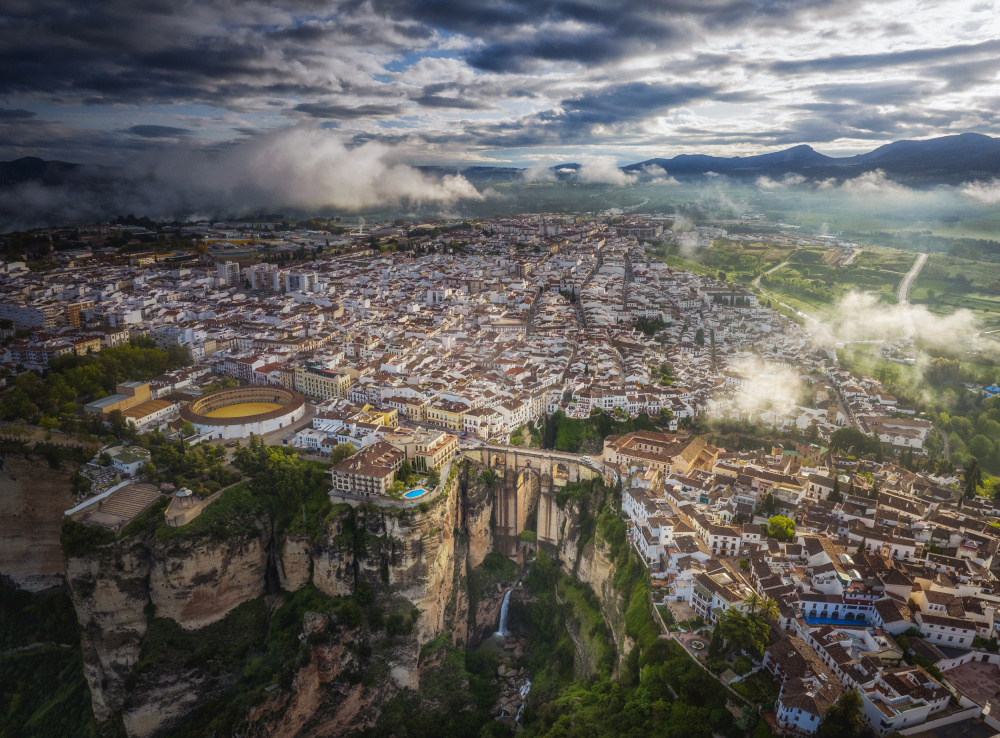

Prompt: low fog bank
xmin=0 ymin=128 xmax=483 ymax=232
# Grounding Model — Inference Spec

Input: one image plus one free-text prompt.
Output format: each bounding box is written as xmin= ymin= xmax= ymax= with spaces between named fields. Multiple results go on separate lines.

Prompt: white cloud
xmin=960 ymin=178 xmax=1000 ymax=204
xmin=522 ymin=163 xmax=558 ymax=182
xmin=574 ymin=157 xmax=636 ymax=185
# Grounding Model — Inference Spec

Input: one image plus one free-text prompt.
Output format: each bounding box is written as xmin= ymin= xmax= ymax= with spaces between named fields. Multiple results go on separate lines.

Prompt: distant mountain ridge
xmin=5 ymin=134 xmax=1000 ymax=192
xmin=419 ymin=133 xmax=1000 ymax=185
xmin=0 ymin=156 xmax=82 ymax=188
xmin=623 ymin=133 xmax=1000 ymax=182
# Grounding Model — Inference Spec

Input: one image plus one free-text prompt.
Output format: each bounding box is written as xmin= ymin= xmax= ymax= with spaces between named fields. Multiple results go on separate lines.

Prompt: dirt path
xmin=897 ymin=252 xmax=928 ymax=304
xmin=752 ymin=258 xmax=792 ymax=288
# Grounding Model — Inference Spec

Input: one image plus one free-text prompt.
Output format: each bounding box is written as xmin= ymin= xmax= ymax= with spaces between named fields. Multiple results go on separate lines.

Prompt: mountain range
xmin=423 ymin=133 xmax=1000 ymax=185
xmin=4 ymin=133 xmax=1000 ymax=193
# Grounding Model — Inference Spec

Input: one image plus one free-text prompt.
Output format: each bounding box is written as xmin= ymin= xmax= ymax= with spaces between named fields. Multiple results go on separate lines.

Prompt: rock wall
xmin=554 ymin=498 xmax=635 ymax=672
xmin=464 ymin=476 xmax=494 ymax=569
xmin=0 ymin=456 xmax=76 ymax=591
xmin=66 ymin=540 xmax=151 ymax=723
xmin=149 ymin=522 xmax=270 ymax=629
xmin=65 ymin=515 xmax=272 ymax=734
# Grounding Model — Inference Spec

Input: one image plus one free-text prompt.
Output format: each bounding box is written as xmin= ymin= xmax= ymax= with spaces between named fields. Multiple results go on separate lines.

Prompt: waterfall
xmin=496 ymin=589 xmax=512 ymax=637
xmin=515 ymin=679 xmax=531 ymax=723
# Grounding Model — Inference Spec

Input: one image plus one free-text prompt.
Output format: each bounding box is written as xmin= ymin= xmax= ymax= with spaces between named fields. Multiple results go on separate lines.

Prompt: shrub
xmin=60 ymin=518 xmax=115 ymax=558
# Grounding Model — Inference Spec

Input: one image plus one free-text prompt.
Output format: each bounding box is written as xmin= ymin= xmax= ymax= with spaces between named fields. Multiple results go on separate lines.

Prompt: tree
xmin=965 ymin=458 xmax=983 ymax=499
xmin=717 ymin=607 xmax=770 ymax=659
xmin=707 ymin=624 xmax=724 ymax=659
xmin=38 ymin=416 xmax=58 ymax=433
xmin=397 ymin=459 xmax=413 ymax=486
xmin=767 ymin=515 xmax=796 ymax=542
xmin=694 ymin=328 xmax=705 ymax=346
xmin=743 ymin=592 xmax=763 ymax=615
xmin=329 ymin=443 xmax=357 ymax=465
xmin=479 ymin=468 xmax=498 ymax=489
xmin=828 ymin=477 xmax=842 ymax=503
xmin=762 ymin=491 xmax=776 ymax=515
xmin=759 ymin=597 xmax=780 ymax=622
xmin=818 ymin=690 xmax=865 ymax=738
xmin=830 ymin=427 xmax=878 ymax=456
xmin=180 ymin=420 xmax=197 ymax=438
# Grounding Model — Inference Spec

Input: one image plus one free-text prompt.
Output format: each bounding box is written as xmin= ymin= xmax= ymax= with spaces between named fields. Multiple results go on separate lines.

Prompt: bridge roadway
xmin=462 ymin=441 xmax=612 ymax=478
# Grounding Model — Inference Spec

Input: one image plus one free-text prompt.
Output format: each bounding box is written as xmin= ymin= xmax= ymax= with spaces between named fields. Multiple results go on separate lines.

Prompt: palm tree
xmin=760 ymin=597 xmax=780 ymax=622
xmin=743 ymin=592 xmax=762 ymax=615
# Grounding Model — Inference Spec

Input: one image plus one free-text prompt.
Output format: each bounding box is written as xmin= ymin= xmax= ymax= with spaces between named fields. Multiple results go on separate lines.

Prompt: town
xmin=4 ymin=212 xmax=1000 ymax=738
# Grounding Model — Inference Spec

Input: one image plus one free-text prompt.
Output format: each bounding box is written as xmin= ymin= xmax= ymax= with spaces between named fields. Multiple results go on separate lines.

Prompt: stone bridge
xmin=462 ymin=444 xmax=604 ymax=557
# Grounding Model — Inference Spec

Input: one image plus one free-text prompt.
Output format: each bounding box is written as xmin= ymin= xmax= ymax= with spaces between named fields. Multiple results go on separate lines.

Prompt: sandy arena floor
xmin=203 ymin=402 xmax=283 ymax=418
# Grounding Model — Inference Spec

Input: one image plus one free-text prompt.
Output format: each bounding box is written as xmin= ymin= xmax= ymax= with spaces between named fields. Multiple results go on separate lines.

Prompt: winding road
xmin=897 ymin=252 xmax=928 ymax=304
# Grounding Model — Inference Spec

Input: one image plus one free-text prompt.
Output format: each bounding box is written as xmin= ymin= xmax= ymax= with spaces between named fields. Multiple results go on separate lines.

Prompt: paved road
xmin=897 ymin=252 xmax=928 ymax=304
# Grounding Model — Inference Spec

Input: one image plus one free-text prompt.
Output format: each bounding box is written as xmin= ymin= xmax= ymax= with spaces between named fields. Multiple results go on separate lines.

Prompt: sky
xmin=2 ymin=0 xmax=1000 ymax=169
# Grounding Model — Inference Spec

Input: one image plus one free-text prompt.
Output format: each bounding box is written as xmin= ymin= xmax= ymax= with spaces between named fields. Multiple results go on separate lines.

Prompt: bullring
xmin=179 ymin=386 xmax=306 ymax=439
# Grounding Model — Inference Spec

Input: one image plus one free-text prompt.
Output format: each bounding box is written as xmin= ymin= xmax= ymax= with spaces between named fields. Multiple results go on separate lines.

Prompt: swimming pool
xmin=804 ymin=616 xmax=869 ymax=626
xmin=403 ymin=488 xmax=429 ymax=499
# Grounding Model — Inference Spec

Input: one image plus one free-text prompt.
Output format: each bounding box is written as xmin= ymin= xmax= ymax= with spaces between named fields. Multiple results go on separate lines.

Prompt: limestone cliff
xmin=149 ymin=521 xmax=270 ymax=629
xmin=66 ymin=536 xmax=151 ymax=723
xmin=59 ymin=457 xmax=640 ymax=737
xmin=554 ymin=497 xmax=635 ymax=672
xmin=0 ymin=456 xmax=76 ymax=591
xmin=64 ymin=500 xmax=273 ymax=736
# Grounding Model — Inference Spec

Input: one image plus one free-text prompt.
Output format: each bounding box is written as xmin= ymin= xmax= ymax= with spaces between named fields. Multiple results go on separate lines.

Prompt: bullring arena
xmin=180 ymin=386 xmax=306 ymax=439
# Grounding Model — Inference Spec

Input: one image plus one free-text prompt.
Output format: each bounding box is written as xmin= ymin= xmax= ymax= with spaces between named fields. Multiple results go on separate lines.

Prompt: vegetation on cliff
xmin=361 ymin=647 xmax=509 ymax=738
xmin=0 ymin=584 xmax=97 ymax=738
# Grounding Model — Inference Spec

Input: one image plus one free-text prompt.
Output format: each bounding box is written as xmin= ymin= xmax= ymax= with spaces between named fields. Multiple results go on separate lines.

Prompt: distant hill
xmin=0 ymin=156 xmax=82 ymax=188
xmin=625 ymin=133 xmax=1000 ymax=184
xmin=421 ymin=133 xmax=1000 ymax=185
xmin=6 ymin=133 xmax=1000 ymax=197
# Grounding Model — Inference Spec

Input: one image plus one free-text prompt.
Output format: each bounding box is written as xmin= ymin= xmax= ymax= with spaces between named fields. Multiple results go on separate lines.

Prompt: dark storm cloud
xmin=769 ymin=38 xmax=1000 ymax=75
xmin=808 ymin=80 xmax=933 ymax=106
xmin=385 ymin=0 xmax=867 ymax=71
xmin=0 ymin=0 xmax=426 ymax=107
xmin=411 ymin=94 xmax=490 ymax=110
xmin=0 ymin=108 xmax=36 ymax=120
xmin=293 ymin=102 xmax=405 ymax=119
xmin=125 ymin=124 xmax=193 ymax=138
xmin=465 ymin=82 xmax=722 ymax=147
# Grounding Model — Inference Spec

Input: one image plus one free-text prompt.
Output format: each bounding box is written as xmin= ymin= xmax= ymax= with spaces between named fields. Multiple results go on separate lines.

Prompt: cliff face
xmin=65 ymin=512 xmax=272 ymax=735
xmin=99 ymin=477 xmax=474 ymax=737
xmin=282 ymin=480 xmax=468 ymax=647
xmin=463 ymin=476 xmax=495 ymax=570
xmin=554 ymin=498 xmax=635 ymax=672
xmin=0 ymin=456 xmax=75 ymax=591
xmin=149 ymin=522 xmax=269 ymax=629
xmin=66 ymin=540 xmax=151 ymax=723
xmin=61 ymin=459 xmax=637 ymax=737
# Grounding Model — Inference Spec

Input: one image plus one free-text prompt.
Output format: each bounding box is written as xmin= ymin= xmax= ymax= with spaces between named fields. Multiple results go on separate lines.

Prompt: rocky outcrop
xmin=66 ymin=539 xmax=152 ymax=722
xmin=278 ymin=534 xmax=312 ymax=592
xmin=149 ymin=523 xmax=269 ymax=629
xmin=0 ymin=456 xmax=76 ymax=591
xmin=463 ymin=477 xmax=495 ymax=569
xmin=555 ymin=497 xmax=635 ymax=672
xmin=66 ymin=513 xmax=272 ymax=732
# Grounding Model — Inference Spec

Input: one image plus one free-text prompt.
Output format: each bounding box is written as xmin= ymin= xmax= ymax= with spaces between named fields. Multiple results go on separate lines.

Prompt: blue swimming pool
xmin=804 ymin=616 xmax=869 ymax=626
xmin=403 ymin=488 xmax=429 ymax=499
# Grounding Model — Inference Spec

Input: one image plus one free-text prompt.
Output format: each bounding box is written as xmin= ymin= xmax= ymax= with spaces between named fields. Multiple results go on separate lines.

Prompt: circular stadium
xmin=180 ymin=386 xmax=306 ymax=439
